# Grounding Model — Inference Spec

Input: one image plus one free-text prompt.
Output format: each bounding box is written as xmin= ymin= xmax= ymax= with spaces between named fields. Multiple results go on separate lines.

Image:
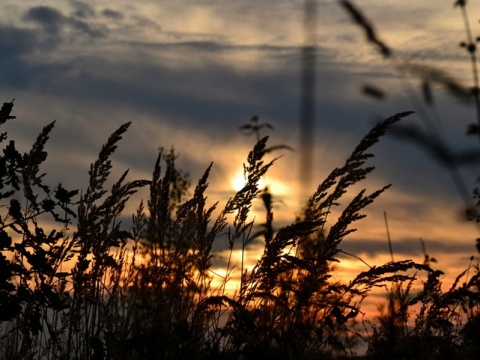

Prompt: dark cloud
xmin=341 ymin=237 xmax=477 ymax=258
xmin=0 ymin=27 xmax=34 ymax=86
xmin=0 ymin=26 xmax=57 ymax=87
xmin=23 ymin=5 xmax=107 ymax=41
xmin=0 ymin=21 xmax=74 ymax=88
xmin=132 ymin=15 xmax=161 ymax=30
xmin=69 ymin=18 xmax=106 ymax=38
xmin=23 ymin=6 xmax=63 ymax=35
xmin=70 ymin=1 xmax=96 ymax=19
xmin=102 ymin=9 xmax=124 ymax=21
xmin=0 ymin=26 xmax=36 ymax=56
xmin=0 ymin=6 xmax=105 ymax=88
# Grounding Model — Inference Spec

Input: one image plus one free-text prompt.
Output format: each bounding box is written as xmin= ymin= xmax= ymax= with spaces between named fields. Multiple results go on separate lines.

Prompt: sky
xmin=1 ymin=0 xmax=479 ymax=296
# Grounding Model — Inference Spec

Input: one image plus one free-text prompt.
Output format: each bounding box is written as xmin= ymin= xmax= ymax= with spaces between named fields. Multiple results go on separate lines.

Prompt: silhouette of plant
xmin=0 ymin=93 xmax=478 ymax=359
xmin=340 ymin=0 xmax=478 ymax=221
xmin=341 ymin=1 xmax=480 ymax=357
xmin=0 ymin=100 xmax=416 ymax=359
xmin=1 ymin=3 xmax=480 ymax=360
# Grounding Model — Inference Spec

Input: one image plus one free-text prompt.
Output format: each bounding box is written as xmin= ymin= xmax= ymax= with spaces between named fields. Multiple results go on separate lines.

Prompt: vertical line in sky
xmin=299 ymin=0 xmax=318 ymax=197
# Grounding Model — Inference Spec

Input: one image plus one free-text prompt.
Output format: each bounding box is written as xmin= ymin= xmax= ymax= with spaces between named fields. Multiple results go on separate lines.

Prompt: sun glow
xmin=230 ymin=170 xmax=291 ymax=197
xmin=231 ymin=171 xmax=265 ymax=192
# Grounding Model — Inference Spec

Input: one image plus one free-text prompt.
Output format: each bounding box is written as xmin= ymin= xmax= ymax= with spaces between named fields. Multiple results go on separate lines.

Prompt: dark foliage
xmin=0 ymin=99 xmax=478 ymax=360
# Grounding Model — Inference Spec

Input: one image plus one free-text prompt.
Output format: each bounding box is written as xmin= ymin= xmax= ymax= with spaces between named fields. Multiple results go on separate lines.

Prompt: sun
xmin=230 ymin=171 xmax=292 ymax=198
xmin=231 ymin=171 xmax=265 ymax=192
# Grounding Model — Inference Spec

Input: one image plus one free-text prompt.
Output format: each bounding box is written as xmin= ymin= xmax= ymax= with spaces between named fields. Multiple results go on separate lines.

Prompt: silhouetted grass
xmin=0 ymin=2 xmax=478 ymax=359
xmin=340 ymin=1 xmax=480 ymax=358
xmin=0 ymin=99 xmax=478 ymax=359
xmin=341 ymin=0 xmax=480 ymax=221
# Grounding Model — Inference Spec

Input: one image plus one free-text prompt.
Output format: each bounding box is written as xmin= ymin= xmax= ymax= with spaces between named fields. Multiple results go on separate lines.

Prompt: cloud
xmin=0 ymin=20 xmax=81 ymax=89
xmin=0 ymin=25 xmax=60 ymax=87
xmin=70 ymin=1 xmax=96 ymax=19
xmin=23 ymin=5 xmax=107 ymax=41
xmin=0 ymin=4 xmax=112 ymax=86
xmin=102 ymin=9 xmax=124 ymax=21
xmin=23 ymin=6 xmax=64 ymax=35
xmin=341 ymin=237 xmax=477 ymax=259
